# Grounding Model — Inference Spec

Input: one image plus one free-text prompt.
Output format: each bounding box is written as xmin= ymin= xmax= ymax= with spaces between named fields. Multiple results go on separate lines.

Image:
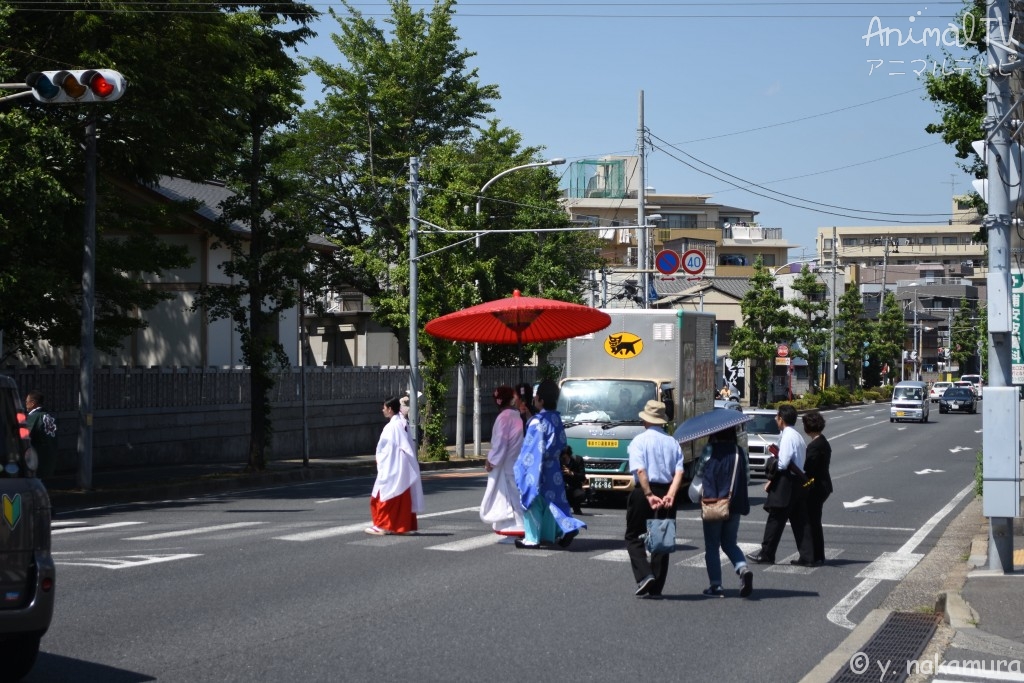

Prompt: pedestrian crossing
xmin=51 ymin=513 xmax=841 ymax=574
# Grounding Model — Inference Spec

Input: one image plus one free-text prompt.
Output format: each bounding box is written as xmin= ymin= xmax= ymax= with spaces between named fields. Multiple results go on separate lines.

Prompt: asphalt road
xmin=29 ymin=403 xmax=981 ymax=682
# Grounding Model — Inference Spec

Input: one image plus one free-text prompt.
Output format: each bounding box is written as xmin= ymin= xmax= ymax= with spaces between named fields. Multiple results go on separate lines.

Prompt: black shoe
xmin=702 ymin=585 xmax=725 ymax=598
xmin=635 ymin=574 xmax=655 ymax=597
xmin=514 ymin=539 xmax=540 ymax=549
xmin=790 ymin=558 xmax=814 ymax=567
xmin=739 ymin=569 xmax=753 ymax=598
xmin=556 ymin=530 xmax=578 ymax=548
xmin=746 ymin=552 xmax=774 ymax=565
xmin=572 ymin=507 xmax=583 ymax=515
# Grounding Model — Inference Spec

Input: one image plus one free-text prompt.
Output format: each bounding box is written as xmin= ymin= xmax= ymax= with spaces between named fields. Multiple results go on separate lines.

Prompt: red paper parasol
xmin=425 ymin=290 xmax=611 ymax=345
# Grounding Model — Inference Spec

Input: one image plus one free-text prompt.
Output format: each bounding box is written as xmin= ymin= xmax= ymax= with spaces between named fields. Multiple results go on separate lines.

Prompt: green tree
xmin=834 ymin=286 xmax=871 ymax=387
xmin=0 ymin=1 xmax=315 ymax=363
xmin=923 ymin=0 xmax=988 ymax=233
xmin=950 ymin=297 xmax=980 ymax=374
xmin=283 ymin=0 xmax=509 ymax=459
xmin=872 ymin=291 xmax=905 ymax=385
xmin=786 ymin=265 xmax=830 ymax=393
xmin=728 ymin=257 xmax=792 ymax=406
xmin=193 ymin=11 xmax=321 ymax=471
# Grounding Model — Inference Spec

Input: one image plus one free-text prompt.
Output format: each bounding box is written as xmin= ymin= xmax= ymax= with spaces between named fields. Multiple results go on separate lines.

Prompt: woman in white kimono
xmin=366 ymin=396 xmax=424 ymax=535
xmin=479 ymin=386 xmax=525 ymax=536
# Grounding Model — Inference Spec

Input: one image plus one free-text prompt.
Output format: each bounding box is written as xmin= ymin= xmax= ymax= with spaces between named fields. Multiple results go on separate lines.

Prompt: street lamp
xmin=464 ymin=157 xmax=566 ymax=458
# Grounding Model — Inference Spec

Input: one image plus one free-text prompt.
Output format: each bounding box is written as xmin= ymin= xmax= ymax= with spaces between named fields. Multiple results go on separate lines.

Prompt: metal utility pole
xmin=979 ymin=0 xmax=1020 ymax=572
xmin=637 ymin=90 xmax=648 ymax=309
xmin=408 ymin=157 xmax=420 ymax=454
xmin=829 ymin=226 xmax=837 ymax=387
xmin=77 ymin=119 xmax=97 ymax=490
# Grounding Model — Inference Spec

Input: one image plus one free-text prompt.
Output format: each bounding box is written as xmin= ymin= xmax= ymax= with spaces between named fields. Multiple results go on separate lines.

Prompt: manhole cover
xmin=830 ymin=612 xmax=941 ymax=683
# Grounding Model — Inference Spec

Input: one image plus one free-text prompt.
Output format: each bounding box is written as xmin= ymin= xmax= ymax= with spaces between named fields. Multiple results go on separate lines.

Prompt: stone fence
xmin=5 ymin=366 xmax=537 ymax=473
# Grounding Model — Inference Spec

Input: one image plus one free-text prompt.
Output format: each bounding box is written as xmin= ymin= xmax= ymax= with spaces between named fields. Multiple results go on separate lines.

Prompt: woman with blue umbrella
xmin=676 ymin=408 xmax=754 ymax=598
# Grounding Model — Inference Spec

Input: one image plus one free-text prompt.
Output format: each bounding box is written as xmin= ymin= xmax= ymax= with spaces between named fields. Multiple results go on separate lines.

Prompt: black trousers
xmin=805 ymin=490 xmax=829 ymax=562
xmin=625 ymin=482 xmax=676 ymax=595
xmin=759 ymin=485 xmax=814 ymax=563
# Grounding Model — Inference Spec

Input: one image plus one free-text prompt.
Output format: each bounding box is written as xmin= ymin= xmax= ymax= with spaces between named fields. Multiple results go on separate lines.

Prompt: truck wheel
xmin=0 ymin=634 xmax=41 ymax=683
xmin=890 ymin=417 xmax=895 ymax=423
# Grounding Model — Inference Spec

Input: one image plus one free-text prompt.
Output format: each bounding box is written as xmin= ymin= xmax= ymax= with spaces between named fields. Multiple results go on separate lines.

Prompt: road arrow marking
xmin=914 ymin=468 xmax=945 ymax=475
xmin=949 ymin=446 xmax=972 ymax=453
xmin=843 ymin=496 xmax=893 ymax=509
xmin=852 ymin=444 xmax=868 ymax=450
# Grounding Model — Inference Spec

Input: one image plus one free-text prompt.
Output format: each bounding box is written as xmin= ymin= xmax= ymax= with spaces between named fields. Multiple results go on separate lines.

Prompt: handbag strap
xmin=725 ymin=446 xmax=739 ymax=498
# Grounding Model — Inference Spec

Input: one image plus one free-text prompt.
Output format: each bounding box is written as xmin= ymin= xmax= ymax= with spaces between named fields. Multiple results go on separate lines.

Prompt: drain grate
xmin=830 ymin=612 xmax=941 ymax=683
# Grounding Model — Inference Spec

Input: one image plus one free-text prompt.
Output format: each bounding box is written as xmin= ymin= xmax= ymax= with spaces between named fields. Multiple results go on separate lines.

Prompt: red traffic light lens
xmin=81 ymin=69 xmax=115 ymax=98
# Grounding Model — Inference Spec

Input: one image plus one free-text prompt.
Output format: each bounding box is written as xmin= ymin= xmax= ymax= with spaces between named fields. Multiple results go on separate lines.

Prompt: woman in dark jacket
xmin=699 ymin=426 xmax=753 ymax=598
xmin=802 ymin=410 xmax=833 ymax=565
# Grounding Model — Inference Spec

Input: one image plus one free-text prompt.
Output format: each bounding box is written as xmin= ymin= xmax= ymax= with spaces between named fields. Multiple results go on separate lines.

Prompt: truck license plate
xmin=896 ymin=411 xmax=905 ymax=417
xmin=586 ymin=439 xmax=619 ymax=448
xmin=590 ymin=477 xmax=612 ymax=490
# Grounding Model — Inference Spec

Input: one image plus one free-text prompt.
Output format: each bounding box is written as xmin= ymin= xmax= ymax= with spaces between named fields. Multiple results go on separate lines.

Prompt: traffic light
xmin=25 ymin=69 xmax=126 ymax=104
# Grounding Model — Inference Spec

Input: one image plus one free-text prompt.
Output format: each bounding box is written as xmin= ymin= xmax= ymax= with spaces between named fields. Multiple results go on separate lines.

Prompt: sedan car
xmin=939 ymin=386 xmax=977 ymax=414
xmin=929 ymin=381 xmax=953 ymax=402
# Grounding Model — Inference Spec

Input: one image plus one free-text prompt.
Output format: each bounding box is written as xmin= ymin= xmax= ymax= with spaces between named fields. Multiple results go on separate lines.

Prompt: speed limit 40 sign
xmin=681 ymin=249 xmax=707 ymax=278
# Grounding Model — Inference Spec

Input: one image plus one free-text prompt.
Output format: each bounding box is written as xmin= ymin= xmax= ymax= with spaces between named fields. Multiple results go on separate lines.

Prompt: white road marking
xmin=52 ymin=521 xmax=144 ymax=535
xmin=915 ymin=468 xmax=945 ymax=475
xmin=593 ymin=549 xmax=631 ymax=562
xmin=51 ymin=520 xmax=89 ymax=528
xmin=937 ymin=663 xmax=1024 ymax=681
xmin=843 ymin=496 xmax=893 ymax=509
xmin=426 ymin=534 xmax=501 ymax=552
xmin=827 ymin=482 xmax=974 ymax=630
xmin=57 ymin=553 xmax=200 ymax=569
xmin=856 ymin=551 xmax=924 ymax=581
xmin=678 ymin=542 xmax=761 ymax=567
xmin=315 ymin=498 xmax=348 ymax=504
xmin=274 ymin=506 xmax=480 ymax=542
xmin=766 ymin=548 xmax=843 ymax=573
xmin=125 ymin=522 xmax=265 ymax=541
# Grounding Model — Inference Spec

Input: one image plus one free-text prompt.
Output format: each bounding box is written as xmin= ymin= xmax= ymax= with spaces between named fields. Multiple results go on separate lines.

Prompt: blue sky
xmin=296 ymin=1 xmax=978 ymax=260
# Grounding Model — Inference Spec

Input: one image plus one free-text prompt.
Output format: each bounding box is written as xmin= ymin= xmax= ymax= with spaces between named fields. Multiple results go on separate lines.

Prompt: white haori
xmin=372 ymin=414 xmax=424 ymax=513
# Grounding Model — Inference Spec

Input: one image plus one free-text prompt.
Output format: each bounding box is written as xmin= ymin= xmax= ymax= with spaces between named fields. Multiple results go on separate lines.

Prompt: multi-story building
xmin=816 ymin=199 xmax=986 ymax=377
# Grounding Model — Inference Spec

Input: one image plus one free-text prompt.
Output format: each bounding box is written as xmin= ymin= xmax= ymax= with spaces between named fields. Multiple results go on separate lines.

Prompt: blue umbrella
xmin=673 ymin=407 xmax=753 ymax=444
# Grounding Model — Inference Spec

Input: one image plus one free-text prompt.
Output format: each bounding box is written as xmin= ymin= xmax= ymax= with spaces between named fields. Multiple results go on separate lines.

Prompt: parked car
xmin=0 ymin=375 xmax=55 ymax=682
xmin=929 ymin=381 xmax=953 ymax=403
xmin=713 ymin=398 xmax=742 ymax=412
xmin=743 ymin=407 xmax=781 ymax=478
xmin=939 ymin=386 xmax=977 ymax=414
xmin=960 ymin=374 xmax=983 ymax=398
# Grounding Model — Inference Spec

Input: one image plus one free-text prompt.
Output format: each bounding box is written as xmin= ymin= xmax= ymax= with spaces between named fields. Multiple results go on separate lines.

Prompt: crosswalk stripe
xmin=426 ymin=534 xmax=501 ymax=552
xmin=765 ymin=547 xmax=843 ymax=573
xmin=678 ymin=542 xmax=761 ymax=567
xmin=58 ymin=554 xmax=201 ymax=569
xmin=52 ymin=521 xmax=144 ymax=535
xmin=275 ymin=506 xmax=480 ymax=542
xmin=125 ymin=522 xmax=265 ymax=541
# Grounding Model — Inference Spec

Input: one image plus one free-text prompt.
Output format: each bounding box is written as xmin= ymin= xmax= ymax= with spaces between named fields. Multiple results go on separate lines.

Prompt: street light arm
xmin=475 ymin=158 xmax=566 ymax=217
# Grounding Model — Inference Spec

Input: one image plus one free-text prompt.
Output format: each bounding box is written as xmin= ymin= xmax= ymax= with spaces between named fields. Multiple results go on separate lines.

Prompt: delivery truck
xmin=557 ymin=309 xmax=716 ymax=495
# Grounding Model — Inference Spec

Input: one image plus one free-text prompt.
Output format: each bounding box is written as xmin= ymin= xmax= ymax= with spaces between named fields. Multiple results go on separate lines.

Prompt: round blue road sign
xmin=655 ymin=249 xmax=680 ymax=275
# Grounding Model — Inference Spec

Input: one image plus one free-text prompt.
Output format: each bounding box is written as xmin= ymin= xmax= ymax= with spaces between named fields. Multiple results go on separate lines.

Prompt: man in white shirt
xmin=625 ymin=400 xmax=684 ymax=598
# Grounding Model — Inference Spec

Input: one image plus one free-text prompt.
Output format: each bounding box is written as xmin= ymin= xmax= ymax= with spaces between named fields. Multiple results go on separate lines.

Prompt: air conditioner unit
xmin=626 ymin=247 xmax=637 ymax=265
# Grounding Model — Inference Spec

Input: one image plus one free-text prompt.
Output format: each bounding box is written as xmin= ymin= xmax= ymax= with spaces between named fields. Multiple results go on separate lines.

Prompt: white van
xmin=890 ymin=380 xmax=930 ymax=423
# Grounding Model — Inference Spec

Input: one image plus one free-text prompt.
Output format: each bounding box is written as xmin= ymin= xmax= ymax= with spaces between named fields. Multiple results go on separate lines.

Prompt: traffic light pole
xmin=77 ymin=119 xmax=97 ymax=490
xmin=981 ymin=0 xmax=1020 ymax=572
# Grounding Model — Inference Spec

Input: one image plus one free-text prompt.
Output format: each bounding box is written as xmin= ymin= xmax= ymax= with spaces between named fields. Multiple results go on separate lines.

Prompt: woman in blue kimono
xmin=513 ymin=379 xmax=587 ymax=549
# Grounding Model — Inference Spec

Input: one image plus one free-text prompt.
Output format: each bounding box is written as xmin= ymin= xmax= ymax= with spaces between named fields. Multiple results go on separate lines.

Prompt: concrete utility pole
xmin=408 ymin=157 xmax=420 ymax=454
xmin=637 ymin=90 xmax=648 ymax=309
xmin=829 ymin=226 xmax=837 ymax=387
xmin=979 ymin=0 xmax=1021 ymax=572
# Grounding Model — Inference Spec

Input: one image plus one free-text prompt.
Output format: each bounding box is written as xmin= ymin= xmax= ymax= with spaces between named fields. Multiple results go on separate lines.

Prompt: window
xmin=823 ymin=238 xmax=833 ymax=251
xmin=717 ymin=320 xmax=734 ymax=346
xmin=942 ymin=236 xmax=959 ymax=245
xmin=663 ymin=214 xmax=699 ymax=229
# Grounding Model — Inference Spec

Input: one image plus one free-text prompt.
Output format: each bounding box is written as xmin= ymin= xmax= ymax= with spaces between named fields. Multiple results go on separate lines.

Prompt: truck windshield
xmin=558 ymin=379 xmax=657 ymax=423
xmin=893 ymin=387 xmax=923 ymax=400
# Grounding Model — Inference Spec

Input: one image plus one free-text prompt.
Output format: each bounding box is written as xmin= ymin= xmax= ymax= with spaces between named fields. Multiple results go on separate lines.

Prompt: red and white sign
xmin=776 ymin=344 xmax=789 ymax=358
xmin=681 ymin=249 xmax=707 ymax=277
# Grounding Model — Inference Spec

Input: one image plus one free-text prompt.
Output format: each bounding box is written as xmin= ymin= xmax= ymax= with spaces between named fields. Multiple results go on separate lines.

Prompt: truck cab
xmin=558 ymin=377 xmax=674 ymax=494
